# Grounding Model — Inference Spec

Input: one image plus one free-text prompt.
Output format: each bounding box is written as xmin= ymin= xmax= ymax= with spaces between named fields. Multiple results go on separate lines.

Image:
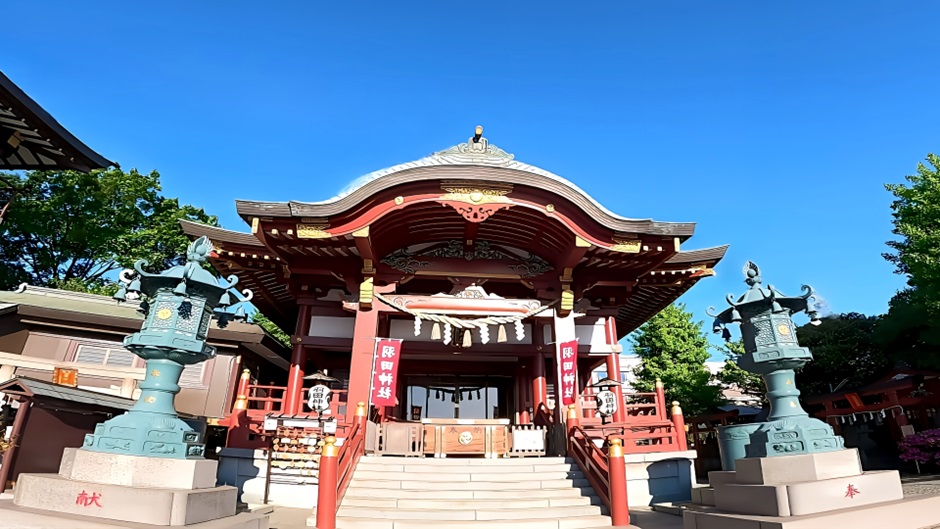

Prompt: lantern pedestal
xmin=684 ymin=448 xmax=940 ymax=528
xmin=81 ymin=357 xmax=207 ymax=459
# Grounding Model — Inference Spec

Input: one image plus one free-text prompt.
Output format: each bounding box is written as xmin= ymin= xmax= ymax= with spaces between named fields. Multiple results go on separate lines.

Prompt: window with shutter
xmin=178 ymin=363 xmax=207 ymax=388
xmin=74 ymin=343 xmax=140 ymax=368
xmin=75 ymin=345 xmax=108 ymax=365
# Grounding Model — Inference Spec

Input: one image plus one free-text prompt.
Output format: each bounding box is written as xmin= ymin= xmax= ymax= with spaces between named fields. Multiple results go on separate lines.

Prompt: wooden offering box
xmin=421 ymin=418 xmax=510 ymax=458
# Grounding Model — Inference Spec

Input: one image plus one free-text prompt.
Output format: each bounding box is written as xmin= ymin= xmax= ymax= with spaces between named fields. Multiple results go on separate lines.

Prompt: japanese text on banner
xmin=370 ymin=338 xmax=402 ymax=407
xmin=558 ymin=339 xmax=578 ymax=406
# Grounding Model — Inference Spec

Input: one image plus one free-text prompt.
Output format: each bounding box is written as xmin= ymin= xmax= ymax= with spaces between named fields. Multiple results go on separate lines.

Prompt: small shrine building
xmin=183 ymin=130 xmax=728 ymax=448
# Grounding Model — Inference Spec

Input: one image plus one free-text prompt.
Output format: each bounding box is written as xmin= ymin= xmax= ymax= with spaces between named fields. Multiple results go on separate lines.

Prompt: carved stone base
xmin=60 ymin=448 xmax=218 ymax=489
xmin=82 ymin=411 xmax=205 ymax=459
xmin=13 ymin=473 xmax=236 ymax=526
xmin=745 ymin=417 xmax=844 ymax=457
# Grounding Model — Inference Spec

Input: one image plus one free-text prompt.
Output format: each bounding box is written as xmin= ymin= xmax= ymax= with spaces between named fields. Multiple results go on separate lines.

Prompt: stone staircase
xmin=333 ymin=456 xmax=614 ymax=529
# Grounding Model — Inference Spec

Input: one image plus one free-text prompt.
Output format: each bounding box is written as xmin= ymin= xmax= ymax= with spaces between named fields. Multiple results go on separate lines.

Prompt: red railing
xmin=565 ymin=406 xmax=629 ymax=526
xmin=568 ymin=425 xmax=611 ymax=506
xmin=243 ymin=383 xmax=348 ymax=416
xmin=315 ymin=402 xmax=368 ymax=529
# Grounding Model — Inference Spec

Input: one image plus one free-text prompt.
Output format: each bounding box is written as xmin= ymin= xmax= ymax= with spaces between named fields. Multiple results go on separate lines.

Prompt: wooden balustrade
xmin=565 ymin=406 xmax=629 ymax=525
xmin=316 ymin=402 xmax=368 ymax=529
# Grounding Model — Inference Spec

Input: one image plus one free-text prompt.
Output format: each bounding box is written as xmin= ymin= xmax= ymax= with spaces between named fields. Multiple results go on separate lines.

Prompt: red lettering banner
xmin=557 ymin=339 xmax=578 ymax=406
xmin=370 ymin=338 xmax=402 ymax=407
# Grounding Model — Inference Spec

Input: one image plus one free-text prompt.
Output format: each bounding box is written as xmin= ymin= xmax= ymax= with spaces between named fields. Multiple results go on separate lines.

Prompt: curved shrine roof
xmin=234 ymin=135 xmax=694 ymax=239
xmin=0 ymin=71 xmax=114 ymax=171
xmin=184 ymin=131 xmax=728 ymax=337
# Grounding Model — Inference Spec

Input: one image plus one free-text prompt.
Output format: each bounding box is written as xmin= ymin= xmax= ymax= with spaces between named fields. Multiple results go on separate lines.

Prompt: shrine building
xmin=185 ymin=129 xmax=726 ymax=448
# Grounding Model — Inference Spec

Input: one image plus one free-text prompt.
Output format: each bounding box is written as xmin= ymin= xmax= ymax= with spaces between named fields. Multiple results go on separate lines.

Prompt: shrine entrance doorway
xmin=402 ymin=374 xmax=513 ymax=421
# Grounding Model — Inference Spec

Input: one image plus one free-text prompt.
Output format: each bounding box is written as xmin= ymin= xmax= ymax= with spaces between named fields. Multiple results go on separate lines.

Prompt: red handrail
xmin=335 ymin=420 xmax=365 ymax=507
xmin=315 ymin=402 xmax=368 ymax=529
xmin=568 ymin=425 xmax=611 ymax=507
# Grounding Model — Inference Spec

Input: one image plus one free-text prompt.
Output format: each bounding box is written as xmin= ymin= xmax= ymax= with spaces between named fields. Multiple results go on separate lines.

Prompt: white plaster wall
xmin=309 ymin=316 xmax=355 ymax=339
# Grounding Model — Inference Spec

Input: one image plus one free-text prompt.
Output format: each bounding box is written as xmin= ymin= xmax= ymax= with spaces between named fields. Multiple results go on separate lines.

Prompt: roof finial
xmin=473 ymin=125 xmax=483 ymax=143
xmin=467 ymin=126 xmax=488 ymax=154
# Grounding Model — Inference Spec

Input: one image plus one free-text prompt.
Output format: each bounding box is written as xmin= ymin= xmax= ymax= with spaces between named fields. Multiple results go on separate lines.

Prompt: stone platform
xmin=13 ymin=447 xmax=269 ymax=528
xmin=683 ymin=448 xmax=940 ymax=529
xmin=0 ymin=498 xmax=272 ymax=529
xmin=14 ymin=473 xmax=237 ymax=526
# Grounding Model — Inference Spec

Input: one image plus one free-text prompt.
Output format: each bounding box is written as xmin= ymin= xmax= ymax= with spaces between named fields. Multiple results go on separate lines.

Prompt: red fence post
xmin=315 ymin=436 xmax=339 ymax=529
xmin=671 ymin=401 xmax=688 ymax=451
xmin=654 ymin=378 xmax=667 ymax=418
xmin=233 ymin=369 xmax=251 ymax=413
xmin=356 ymin=402 xmax=367 ymax=432
xmin=607 ymin=438 xmax=630 ymax=527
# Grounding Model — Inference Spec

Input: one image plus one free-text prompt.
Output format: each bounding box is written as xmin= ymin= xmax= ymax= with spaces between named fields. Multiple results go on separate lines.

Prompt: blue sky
xmin=5 ymin=2 xmax=939 ymax=350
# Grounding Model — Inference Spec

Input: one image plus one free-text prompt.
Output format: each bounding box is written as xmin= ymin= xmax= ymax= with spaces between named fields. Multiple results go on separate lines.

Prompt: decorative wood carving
xmin=296 ymin=223 xmax=331 ymax=239
xmin=609 ymin=238 xmax=642 ymax=253
xmin=438 ymin=184 xmax=514 ymax=223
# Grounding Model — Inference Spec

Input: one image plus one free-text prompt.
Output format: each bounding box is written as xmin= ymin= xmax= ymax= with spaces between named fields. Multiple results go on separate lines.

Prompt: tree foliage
xmin=0 ymin=169 xmax=217 ymax=291
xmin=250 ymin=311 xmax=291 ymax=348
xmin=715 ymin=339 xmax=765 ymax=401
xmin=629 ymin=303 xmax=725 ymax=416
xmin=879 ymin=154 xmax=940 ymax=365
xmin=795 ymin=313 xmax=891 ymax=396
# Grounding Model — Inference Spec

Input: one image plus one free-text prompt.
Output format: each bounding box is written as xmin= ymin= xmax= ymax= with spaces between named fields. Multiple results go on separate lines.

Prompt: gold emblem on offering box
xmin=156 ymin=308 xmax=173 ymax=320
xmin=458 ymin=431 xmax=473 ymax=445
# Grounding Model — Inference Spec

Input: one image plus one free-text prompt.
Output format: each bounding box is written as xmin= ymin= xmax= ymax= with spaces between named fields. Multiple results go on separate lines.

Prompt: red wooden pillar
xmin=519 ymin=361 xmax=531 ymax=424
xmin=284 ymin=304 xmax=313 ymax=415
xmin=605 ymin=353 xmax=626 ymax=423
xmin=345 ymin=306 xmax=380 ymax=425
xmin=607 ymin=438 xmax=630 ymax=526
xmin=0 ymin=399 xmax=30 ymax=491
xmin=532 ymin=354 xmax=547 ymax=416
xmin=671 ymin=401 xmax=688 ymax=451
xmin=315 ymin=436 xmax=338 ymax=529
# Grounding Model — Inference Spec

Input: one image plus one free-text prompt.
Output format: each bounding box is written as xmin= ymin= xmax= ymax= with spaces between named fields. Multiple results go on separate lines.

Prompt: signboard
xmin=370 ymin=338 xmax=403 ymax=407
xmin=596 ymin=390 xmax=618 ymax=417
xmin=557 ymin=339 xmax=579 ymax=406
xmin=306 ymin=385 xmax=332 ymax=412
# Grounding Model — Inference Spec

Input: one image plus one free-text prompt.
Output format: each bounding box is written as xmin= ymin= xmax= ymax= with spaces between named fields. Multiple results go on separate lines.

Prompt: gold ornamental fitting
xmin=567 ymin=404 xmax=578 ymax=419
xmin=655 ymin=378 xmax=663 ymax=389
xmin=240 ymin=368 xmax=251 ymax=380
xmin=356 ymin=402 xmax=368 ymax=417
xmin=322 ymin=436 xmax=339 ymax=458
xmin=475 ymin=125 xmax=483 ymax=135
xmin=608 ymin=438 xmax=624 ymax=458
xmin=671 ymin=401 xmax=683 ymax=416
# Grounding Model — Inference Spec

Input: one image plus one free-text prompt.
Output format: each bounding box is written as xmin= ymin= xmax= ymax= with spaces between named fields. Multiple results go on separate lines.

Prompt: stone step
xmin=341 ymin=495 xmax=601 ymax=509
xmin=355 ymin=462 xmax=579 ymax=473
xmin=344 ymin=486 xmax=596 ymax=500
xmin=335 ymin=515 xmax=613 ymax=529
xmin=348 ymin=477 xmax=592 ymax=490
xmin=338 ymin=504 xmax=604 ymax=521
xmin=351 ymin=470 xmax=584 ymax=482
xmin=356 ymin=456 xmax=572 ymax=466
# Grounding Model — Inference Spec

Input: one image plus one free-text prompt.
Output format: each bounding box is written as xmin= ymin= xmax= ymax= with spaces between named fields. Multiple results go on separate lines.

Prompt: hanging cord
xmin=373 ymin=291 xmax=558 ymax=329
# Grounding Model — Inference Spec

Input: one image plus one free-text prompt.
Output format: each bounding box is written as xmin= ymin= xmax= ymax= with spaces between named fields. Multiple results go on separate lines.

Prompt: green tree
xmin=629 ymin=303 xmax=725 ymax=416
xmin=250 ymin=311 xmax=291 ymax=348
xmin=0 ymin=169 xmax=217 ymax=291
xmin=715 ymin=339 xmax=765 ymax=401
xmin=795 ymin=313 xmax=891 ymax=397
xmin=879 ymin=153 xmax=940 ymax=363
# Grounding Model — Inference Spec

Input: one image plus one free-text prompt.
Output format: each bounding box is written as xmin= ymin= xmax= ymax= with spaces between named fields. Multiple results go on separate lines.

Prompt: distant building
xmin=590 ymin=354 xmax=761 ymax=406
